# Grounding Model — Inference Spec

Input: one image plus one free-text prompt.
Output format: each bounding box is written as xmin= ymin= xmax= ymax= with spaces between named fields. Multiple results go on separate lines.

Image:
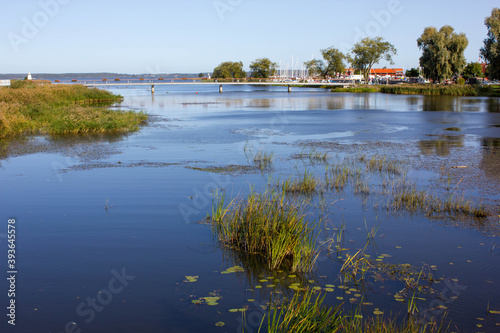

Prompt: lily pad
xmin=221 ymin=266 xmax=245 ymax=274
xmin=373 ymin=310 xmax=384 ymax=315
xmin=229 ymin=309 xmax=238 ymax=313
xmin=185 ymin=276 xmax=199 ymax=283
xmin=325 ymin=284 xmax=335 ymax=288
xmin=489 ymin=310 xmax=500 ymax=314
xmin=215 ymin=321 xmax=225 ymax=327
xmin=324 ymin=288 xmax=334 ymax=292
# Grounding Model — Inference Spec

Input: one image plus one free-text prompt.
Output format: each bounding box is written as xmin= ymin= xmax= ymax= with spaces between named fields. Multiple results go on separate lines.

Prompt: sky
xmin=0 ymin=0 xmax=497 ymax=74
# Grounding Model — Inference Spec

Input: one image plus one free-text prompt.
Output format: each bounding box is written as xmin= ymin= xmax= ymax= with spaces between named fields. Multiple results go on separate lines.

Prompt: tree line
xmin=211 ymin=8 xmax=500 ymax=83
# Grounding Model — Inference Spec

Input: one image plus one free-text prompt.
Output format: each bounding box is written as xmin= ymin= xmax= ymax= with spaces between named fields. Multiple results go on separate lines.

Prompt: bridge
xmin=82 ymin=80 xmax=354 ymax=93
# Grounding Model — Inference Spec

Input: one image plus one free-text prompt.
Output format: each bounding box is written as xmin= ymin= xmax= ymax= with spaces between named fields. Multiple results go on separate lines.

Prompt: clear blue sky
xmin=0 ymin=0 xmax=497 ymax=74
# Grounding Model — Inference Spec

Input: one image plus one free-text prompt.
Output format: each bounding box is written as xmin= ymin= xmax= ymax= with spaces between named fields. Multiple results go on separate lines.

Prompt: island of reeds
xmin=0 ymin=80 xmax=147 ymax=139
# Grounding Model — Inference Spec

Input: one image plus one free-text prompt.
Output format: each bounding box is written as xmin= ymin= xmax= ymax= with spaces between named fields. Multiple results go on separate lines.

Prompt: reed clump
xmin=253 ymin=150 xmax=274 ymax=171
xmin=390 ymin=187 xmax=488 ymax=218
xmin=210 ymin=189 xmax=318 ymax=272
xmin=265 ymin=288 xmax=447 ymax=333
xmin=266 ymin=288 xmax=342 ymax=332
xmin=0 ymin=82 xmax=147 ymax=138
xmin=279 ymin=170 xmax=319 ymax=195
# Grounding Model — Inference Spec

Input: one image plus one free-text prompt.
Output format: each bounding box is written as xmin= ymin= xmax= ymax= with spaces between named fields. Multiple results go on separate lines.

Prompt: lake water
xmin=1 ymin=85 xmax=499 ymax=332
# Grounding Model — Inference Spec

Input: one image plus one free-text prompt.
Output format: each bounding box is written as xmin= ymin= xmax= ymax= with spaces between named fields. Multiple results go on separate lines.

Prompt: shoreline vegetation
xmin=0 ymin=80 xmax=147 ymax=139
xmin=199 ymin=78 xmax=500 ymax=97
xmin=330 ymin=83 xmax=500 ymax=97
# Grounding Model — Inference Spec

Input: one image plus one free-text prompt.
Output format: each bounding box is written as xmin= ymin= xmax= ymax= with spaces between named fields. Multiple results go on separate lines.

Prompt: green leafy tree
xmin=351 ymin=37 xmax=397 ymax=83
xmin=249 ymin=58 xmax=277 ymax=78
xmin=417 ymin=25 xmax=468 ymax=83
xmin=304 ymin=47 xmax=347 ymax=78
xmin=212 ymin=61 xmax=246 ymax=79
xmin=462 ymin=62 xmax=484 ymax=79
xmin=405 ymin=68 xmax=420 ymax=78
xmin=481 ymin=8 xmax=500 ymax=80
xmin=304 ymin=59 xmax=324 ymax=78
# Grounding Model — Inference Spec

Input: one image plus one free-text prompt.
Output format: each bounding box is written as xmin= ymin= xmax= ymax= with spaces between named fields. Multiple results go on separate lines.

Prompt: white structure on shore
xmin=27 ymin=73 xmax=32 ymax=80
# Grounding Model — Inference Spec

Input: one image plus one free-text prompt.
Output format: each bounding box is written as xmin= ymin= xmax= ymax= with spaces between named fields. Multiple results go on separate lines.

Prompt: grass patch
xmin=380 ymin=84 xmax=500 ymax=97
xmin=364 ymin=155 xmax=403 ymax=175
xmin=267 ymin=288 xmax=342 ymax=332
xmin=327 ymin=84 xmax=500 ymax=97
xmin=265 ymin=288 xmax=447 ymax=333
xmin=390 ymin=187 xmax=488 ymax=218
xmin=292 ymin=149 xmax=329 ymax=163
xmin=279 ymin=170 xmax=320 ymax=195
xmin=210 ymin=189 xmax=318 ymax=272
xmin=0 ymin=81 xmax=147 ymax=139
xmin=253 ymin=150 xmax=274 ymax=171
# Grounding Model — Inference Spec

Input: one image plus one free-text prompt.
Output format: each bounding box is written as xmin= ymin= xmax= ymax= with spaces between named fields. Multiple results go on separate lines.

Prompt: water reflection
xmin=487 ymin=98 xmax=500 ymax=113
xmin=480 ymin=138 xmax=500 ymax=181
xmin=419 ymin=135 xmax=464 ymax=156
xmin=112 ymin=86 xmax=499 ymax=113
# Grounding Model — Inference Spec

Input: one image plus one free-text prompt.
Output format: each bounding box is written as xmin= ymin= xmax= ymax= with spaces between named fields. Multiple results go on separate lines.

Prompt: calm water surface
xmin=1 ymin=85 xmax=499 ymax=332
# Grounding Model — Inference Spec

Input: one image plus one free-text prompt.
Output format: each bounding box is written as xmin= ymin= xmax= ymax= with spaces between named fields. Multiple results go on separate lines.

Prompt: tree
xmin=405 ymin=68 xmax=420 ymax=78
xmin=212 ymin=61 xmax=246 ymax=79
xmin=417 ymin=25 xmax=468 ymax=83
xmin=304 ymin=59 xmax=324 ymax=78
xmin=304 ymin=47 xmax=347 ymax=78
xmin=249 ymin=58 xmax=277 ymax=78
xmin=481 ymin=8 xmax=500 ymax=80
xmin=351 ymin=37 xmax=397 ymax=83
xmin=198 ymin=73 xmax=204 ymax=78
xmin=462 ymin=62 xmax=484 ymax=79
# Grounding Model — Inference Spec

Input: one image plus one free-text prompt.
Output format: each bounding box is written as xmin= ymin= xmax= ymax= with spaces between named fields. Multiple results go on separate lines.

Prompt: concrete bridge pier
xmin=288 ymin=85 xmax=291 ymax=93
xmin=219 ymin=84 xmax=223 ymax=93
xmin=151 ymin=85 xmax=155 ymax=94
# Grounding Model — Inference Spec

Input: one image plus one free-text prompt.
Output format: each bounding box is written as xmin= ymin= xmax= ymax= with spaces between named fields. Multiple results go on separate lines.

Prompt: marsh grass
xmin=266 ymin=288 xmax=342 ymax=333
xmin=390 ymin=186 xmax=488 ymax=218
xmin=365 ymin=156 xmax=403 ymax=175
xmin=0 ymin=82 xmax=147 ymax=138
xmin=264 ymin=288 xmax=447 ymax=333
xmin=210 ymin=189 xmax=318 ymax=272
xmin=380 ymin=84 xmax=482 ymax=96
xmin=253 ymin=150 xmax=274 ymax=171
xmin=279 ymin=170 xmax=319 ymax=195
xmin=293 ymin=149 xmax=329 ymax=164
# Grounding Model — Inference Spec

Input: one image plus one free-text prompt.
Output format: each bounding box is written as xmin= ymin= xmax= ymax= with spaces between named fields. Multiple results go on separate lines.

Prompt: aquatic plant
xmin=210 ymin=189 xmax=318 ymax=272
xmin=264 ymin=288 xmax=447 ymax=333
xmin=253 ymin=150 xmax=274 ymax=171
xmin=279 ymin=170 xmax=320 ymax=195
xmin=266 ymin=288 xmax=342 ymax=333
